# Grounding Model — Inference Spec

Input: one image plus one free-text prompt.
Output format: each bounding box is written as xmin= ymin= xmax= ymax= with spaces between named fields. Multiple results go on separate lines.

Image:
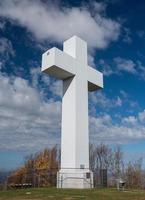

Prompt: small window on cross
xmin=86 ymin=173 xmax=90 ymax=179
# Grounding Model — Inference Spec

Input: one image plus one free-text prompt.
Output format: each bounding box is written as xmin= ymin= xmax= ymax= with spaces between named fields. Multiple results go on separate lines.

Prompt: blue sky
xmin=0 ymin=0 xmax=145 ymax=170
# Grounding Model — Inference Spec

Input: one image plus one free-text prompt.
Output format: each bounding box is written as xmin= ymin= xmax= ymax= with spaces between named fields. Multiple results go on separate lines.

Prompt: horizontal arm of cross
xmin=87 ymin=66 xmax=103 ymax=92
xmin=41 ymin=47 xmax=76 ymax=80
xmin=42 ymin=47 xmax=103 ymax=91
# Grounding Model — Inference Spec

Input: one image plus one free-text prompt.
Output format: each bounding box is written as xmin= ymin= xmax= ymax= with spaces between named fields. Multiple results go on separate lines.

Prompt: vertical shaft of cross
xmin=61 ymin=37 xmax=89 ymax=170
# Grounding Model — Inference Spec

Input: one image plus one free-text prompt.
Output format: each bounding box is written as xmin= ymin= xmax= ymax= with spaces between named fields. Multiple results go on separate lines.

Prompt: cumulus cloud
xmin=0 ymin=70 xmax=145 ymax=152
xmin=100 ymin=57 xmax=145 ymax=80
xmin=0 ymin=37 xmax=15 ymax=69
xmin=88 ymin=54 xmax=96 ymax=69
xmin=0 ymin=0 xmax=144 ymax=158
xmin=0 ymin=20 xmax=5 ymax=30
xmin=0 ymin=37 xmax=15 ymax=59
xmin=89 ymin=91 xmax=122 ymax=111
xmin=99 ymin=59 xmax=114 ymax=76
xmin=30 ymin=66 xmax=62 ymax=98
xmin=138 ymin=110 xmax=145 ymax=122
xmin=0 ymin=0 xmax=120 ymax=49
xmin=114 ymin=57 xmax=137 ymax=74
xmin=90 ymin=113 xmax=145 ymax=143
xmin=122 ymin=27 xmax=132 ymax=43
xmin=114 ymin=58 xmax=145 ymax=79
xmin=136 ymin=61 xmax=145 ymax=80
xmin=122 ymin=116 xmax=137 ymax=125
xmin=0 ymin=72 xmax=61 ymax=152
xmin=49 ymin=80 xmax=63 ymax=98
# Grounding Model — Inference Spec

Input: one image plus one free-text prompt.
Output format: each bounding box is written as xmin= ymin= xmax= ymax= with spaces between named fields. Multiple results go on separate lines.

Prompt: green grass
xmin=0 ymin=188 xmax=145 ymax=200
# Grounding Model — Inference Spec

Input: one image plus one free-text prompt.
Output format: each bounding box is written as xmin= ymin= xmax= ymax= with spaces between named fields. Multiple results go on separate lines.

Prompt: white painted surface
xmin=41 ymin=36 xmax=103 ymax=188
xmin=57 ymin=169 xmax=94 ymax=188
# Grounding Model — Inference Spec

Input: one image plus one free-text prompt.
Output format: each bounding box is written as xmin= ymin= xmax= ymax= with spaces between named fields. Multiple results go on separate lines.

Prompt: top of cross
xmin=41 ymin=36 xmax=103 ymax=91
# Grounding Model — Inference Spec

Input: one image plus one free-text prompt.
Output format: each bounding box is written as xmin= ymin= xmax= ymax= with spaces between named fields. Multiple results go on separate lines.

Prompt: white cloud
xmin=137 ymin=61 xmax=145 ymax=80
xmin=90 ymin=113 xmax=145 ymax=143
xmin=0 ymin=0 xmax=144 ymax=155
xmin=99 ymin=59 xmax=114 ymax=76
xmin=114 ymin=58 xmax=145 ymax=80
xmin=89 ymin=91 xmax=122 ymax=110
xmin=0 ymin=21 xmax=5 ymax=30
xmin=122 ymin=116 xmax=137 ymax=125
xmin=0 ymin=37 xmax=15 ymax=69
xmin=120 ymin=90 xmax=128 ymax=98
xmin=49 ymin=80 xmax=63 ymax=98
xmin=0 ymin=72 xmax=61 ymax=152
xmin=0 ymin=0 xmax=120 ymax=49
xmin=0 ymin=62 xmax=2 ymax=69
xmin=114 ymin=57 xmax=137 ymax=74
xmin=0 ymin=37 xmax=15 ymax=58
xmin=88 ymin=54 xmax=96 ymax=69
xmin=115 ymin=96 xmax=122 ymax=106
xmin=122 ymin=28 xmax=132 ymax=43
xmin=100 ymin=57 xmax=145 ymax=80
xmin=30 ymin=66 xmax=63 ymax=98
xmin=0 ymin=70 xmax=145 ymax=152
xmin=138 ymin=110 xmax=145 ymax=122
xmin=90 ymin=2 xmax=106 ymax=13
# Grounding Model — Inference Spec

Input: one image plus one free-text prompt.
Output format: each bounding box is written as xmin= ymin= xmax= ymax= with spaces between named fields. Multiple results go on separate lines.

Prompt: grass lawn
xmin=0 ymin=188 xmax=145 ymax=200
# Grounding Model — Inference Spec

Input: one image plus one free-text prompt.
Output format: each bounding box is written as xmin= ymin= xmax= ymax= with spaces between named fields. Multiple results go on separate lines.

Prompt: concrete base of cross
xmin=57 ymin=169 xmax=94 ymax=188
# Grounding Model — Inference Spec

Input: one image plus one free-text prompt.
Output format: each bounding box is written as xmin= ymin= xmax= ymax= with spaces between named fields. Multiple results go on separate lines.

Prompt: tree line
xmin=90 ymin=144 xmax=145 ymax=189
xmin=2 ymin=144 xmax=145 ymax=189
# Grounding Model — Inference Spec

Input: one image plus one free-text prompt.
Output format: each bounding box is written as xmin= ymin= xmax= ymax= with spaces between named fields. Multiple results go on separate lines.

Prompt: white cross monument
xmin=41 ymin=36 xmax=103 ymax=188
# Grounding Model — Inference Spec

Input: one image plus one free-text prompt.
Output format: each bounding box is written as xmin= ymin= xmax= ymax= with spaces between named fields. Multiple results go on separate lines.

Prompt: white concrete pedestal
xmin=57 ymin=169 xmax=94 ymax=188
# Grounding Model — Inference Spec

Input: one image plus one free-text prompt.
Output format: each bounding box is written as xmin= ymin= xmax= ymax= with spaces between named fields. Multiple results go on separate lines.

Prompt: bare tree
xmin=125 ymin=158 xmax=143 ymax=189
xmin=110 ymin=146 xmax=124 ymax=179
xmin=90 ymin=143 xmax=113 ymax=171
